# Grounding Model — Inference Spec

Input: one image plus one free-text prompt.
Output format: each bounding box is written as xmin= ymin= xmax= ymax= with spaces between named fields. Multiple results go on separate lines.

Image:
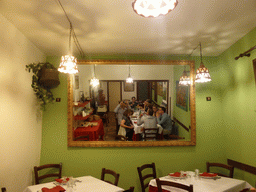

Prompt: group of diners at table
xmin=19 ymin=161 xmax=256 ymax=192
xmin=114 ymin=97 xmax=173 ymax=141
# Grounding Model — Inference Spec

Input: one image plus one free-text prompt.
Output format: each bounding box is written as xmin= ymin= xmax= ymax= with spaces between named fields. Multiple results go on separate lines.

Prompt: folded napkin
xmin=169 ymin=172 xmax=187 ymax=177
xmin=199 ymin=172 xmax=218 ymax=177
xmin=42 ymin=186 xmax=65 ymax=192
xmin=55 ymin=178 xmax=69 ymax=183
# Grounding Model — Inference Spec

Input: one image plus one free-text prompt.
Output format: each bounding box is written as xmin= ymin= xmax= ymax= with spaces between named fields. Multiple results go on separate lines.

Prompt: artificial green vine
xmin=26 ymin=62 xmax=56 ymax=110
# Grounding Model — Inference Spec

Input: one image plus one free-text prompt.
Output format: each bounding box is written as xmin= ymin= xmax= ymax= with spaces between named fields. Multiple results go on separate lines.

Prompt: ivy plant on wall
xmin=26 ymin=62 xmax=60 ymax=110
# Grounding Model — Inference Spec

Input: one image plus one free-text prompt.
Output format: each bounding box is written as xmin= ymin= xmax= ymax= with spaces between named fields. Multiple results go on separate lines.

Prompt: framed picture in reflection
xmin=124 ymin=82 xmax=134 ymax=92
xmin=74 ymin=75 xmax=79 ymax=89
xmin=176 ymin=81 xmax=189 ymax=111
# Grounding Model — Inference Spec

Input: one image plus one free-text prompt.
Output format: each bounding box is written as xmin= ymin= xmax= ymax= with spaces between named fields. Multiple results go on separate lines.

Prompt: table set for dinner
xmin=148 ymin=170 xmax=253 ymax=192
xmin=23 ymin=176 xmax=124 ymax=192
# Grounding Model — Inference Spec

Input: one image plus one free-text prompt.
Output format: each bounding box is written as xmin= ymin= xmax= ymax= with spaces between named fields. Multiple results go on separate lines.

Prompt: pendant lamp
xmin=179 ymin=66 xmax=191 ymax=86
xmin=58 ymin=24 xmax=78 ymax=74
xmin=90 ymin=65 xmax=99 ymax=87
xmin=195 ymin=42 xmax=212 ymax=83
xmin=126 ymin=65 xmax=133 ymax=83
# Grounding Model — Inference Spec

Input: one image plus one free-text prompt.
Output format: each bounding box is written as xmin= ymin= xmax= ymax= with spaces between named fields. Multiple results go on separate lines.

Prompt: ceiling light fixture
xmin=126 ymin=65 xmax=133 ymax=83
xmin=57 ymin=0 xmax=85 ymax=74
xmin=132 ymin=0 xmax=178 ymax=18
xmin=195 ymin=42 xmax=212 ymax=83
xmin=58 ymin=24 xmax=78 ymax=74
xmin=90 ymin=65 xmax=99 ymax=87
xmin=179 ymin=66 xmax=191 ymax=86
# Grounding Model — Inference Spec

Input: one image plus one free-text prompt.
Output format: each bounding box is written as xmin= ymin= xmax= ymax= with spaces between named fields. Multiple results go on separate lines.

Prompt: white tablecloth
xmin=149 ymin=174 xmax=253 ymax=192
xmin=23 ymin=176 xmax=124 ymax=192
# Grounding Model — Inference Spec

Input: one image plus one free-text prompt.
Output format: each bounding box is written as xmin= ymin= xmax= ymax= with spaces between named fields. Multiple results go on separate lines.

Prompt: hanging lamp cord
xmin=199 ymin=42 xmax=203 ymax=63
xmin=56 ymin=0 xmax=85 ymax=58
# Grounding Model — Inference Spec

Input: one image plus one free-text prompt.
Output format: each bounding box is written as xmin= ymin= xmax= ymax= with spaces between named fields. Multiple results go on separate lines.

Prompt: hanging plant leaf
xmin=26 ymin=62 xmax=60 ymax=110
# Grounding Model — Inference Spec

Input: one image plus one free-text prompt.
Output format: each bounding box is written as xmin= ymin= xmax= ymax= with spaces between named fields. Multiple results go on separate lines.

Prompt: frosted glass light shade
xmin=58 ymin=55 xmax=78 ymax=74
xmin=179 ymin=71 xmax=191 ymax=86
xmin=195 ymin=62 xmax=212 ymax=83
xmin=132 ymin=0 xmax=178 ymax=17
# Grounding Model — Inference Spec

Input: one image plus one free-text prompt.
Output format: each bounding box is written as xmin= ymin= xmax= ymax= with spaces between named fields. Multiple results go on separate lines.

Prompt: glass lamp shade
xmin=132 ymin=0 xmax=178 ymax=17
xmin=195 ymin=62 xmax=212 ymax=83
xmin=179 ymin=71 xmax=191 ymax=86
xmin=90 ymin=77 xmax=100 ymax=87
xmin=58 ymin=55 xmax=78 ymax=74
xmin=126 ymin=76 xmax=133 ymax=83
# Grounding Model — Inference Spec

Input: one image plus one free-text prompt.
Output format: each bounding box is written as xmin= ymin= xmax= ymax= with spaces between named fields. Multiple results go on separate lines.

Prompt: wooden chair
xmin=143 ymin=128 xmax=159 ymax=141
xmin=73 ymin=135 xmax=90 ymax=141
xmin=34 ymin=163 xmax=62 ymax=184
xmin=137 ymin=163 xmax=157 ymax=192
xmin=101 ymin=168 xmax=120 ymax=186
xmin=123 ymin=186 xmax=134 ymax=192
xmin=156 ymin=178 xmax=193 ymax=192
xmin=206 ymin=162 xmax=234 ymax=178
xmin=1 ymin=188 xmax=6 ymax=192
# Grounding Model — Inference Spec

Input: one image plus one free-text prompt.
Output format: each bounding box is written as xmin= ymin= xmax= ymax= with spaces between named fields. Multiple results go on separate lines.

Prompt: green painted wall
xmin=40 ymin=25 xmax=256 ymax=190
xmin=218 ymin=27 xmax=256 ymax=185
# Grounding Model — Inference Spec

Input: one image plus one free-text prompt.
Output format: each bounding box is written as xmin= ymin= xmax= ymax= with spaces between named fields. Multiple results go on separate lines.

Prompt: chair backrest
xmin=239 ymin=188 xmax=250 ymax=192
xmin=34 ymin=163 xmax=62 ymax=184
xmin=156 ymin=178 xmax=193 ymax=192
xmin=137 ymin=163 xmax=157 ymax=192
xmin=123 ymin=186 xmax=135 ymax=192
xmin=73 ymin=135 xmax=90 ymax=141
xmin=143 ymin=128 xmax=158 ymax=141
xmin=206 ymin=162 xmax=234 ymax=178
xmin=1 ymin=188 xmax=6 ymax=192
xmin=101 ymin=168 xmax=120 ymax=186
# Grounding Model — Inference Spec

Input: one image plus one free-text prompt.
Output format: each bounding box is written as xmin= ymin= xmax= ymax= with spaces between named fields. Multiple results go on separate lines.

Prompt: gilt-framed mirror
xmin=68 ymin=60 xmax=196 ymax=147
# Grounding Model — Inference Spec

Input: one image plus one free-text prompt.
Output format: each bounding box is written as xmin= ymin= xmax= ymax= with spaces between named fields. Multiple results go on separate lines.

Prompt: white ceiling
xmin=1 ymin=0 xmax=256 ymax=57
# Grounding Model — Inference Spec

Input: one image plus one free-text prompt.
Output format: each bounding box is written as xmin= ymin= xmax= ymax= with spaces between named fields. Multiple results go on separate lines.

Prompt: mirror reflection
xmin=68 ymin=60 xmax=196 ymax=147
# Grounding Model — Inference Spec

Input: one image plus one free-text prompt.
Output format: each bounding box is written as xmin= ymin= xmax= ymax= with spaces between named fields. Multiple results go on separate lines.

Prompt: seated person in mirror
xmin=144 ymin=99 xmax=152 ymax=112
xmin=129 ymin=96 xmax=138 ymax=110
xmin=120 ymin=109 xmax=134 ymax=141
xmin=152 ymin=105 xmax=159 ymax=117
xmin=114 ymin=101 xmax=129 ymax=134
xmin=137 ymin=109 xmax=157 ymax=135
xmin=156 ymin=106 xmax=172 ymax=136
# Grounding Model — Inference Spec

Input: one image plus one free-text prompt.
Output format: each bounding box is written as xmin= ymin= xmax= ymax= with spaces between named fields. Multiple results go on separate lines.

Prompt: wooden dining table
xmin=148 ymin=172 xmax=253 ymax=192
xmin=23 ymin=176 xmax=124 ymax=192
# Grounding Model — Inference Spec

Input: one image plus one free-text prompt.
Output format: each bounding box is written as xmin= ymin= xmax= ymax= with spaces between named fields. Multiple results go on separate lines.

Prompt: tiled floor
xmin=103 ymin=112 xmax=117 ymax=141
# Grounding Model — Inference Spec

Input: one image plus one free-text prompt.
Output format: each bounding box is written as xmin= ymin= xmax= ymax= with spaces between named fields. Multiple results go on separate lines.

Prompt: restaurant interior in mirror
xmin=71 ymin=61 xmax=193 ymax=144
